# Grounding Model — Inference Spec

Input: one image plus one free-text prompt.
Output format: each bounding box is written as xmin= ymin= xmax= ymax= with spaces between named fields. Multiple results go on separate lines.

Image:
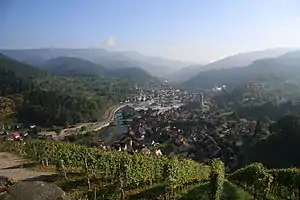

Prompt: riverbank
xmin=56 ymin=103 xmax=130 ymax=140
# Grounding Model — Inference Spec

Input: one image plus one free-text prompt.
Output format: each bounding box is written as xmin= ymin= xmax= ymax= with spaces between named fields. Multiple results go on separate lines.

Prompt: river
xmin=99 ymin=109 xmax=131 ymax=145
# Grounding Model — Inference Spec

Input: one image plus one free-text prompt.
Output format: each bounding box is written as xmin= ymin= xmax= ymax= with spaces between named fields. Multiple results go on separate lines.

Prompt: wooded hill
xmin=0 ymin=53 xmax=147 ymax=127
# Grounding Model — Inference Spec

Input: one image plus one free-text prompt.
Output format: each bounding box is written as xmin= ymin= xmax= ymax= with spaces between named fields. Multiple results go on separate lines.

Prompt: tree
xmin=247 ymin=114 xmax=300 ymax=168
xmin=0 ymin=97 xmax=15 ymax=124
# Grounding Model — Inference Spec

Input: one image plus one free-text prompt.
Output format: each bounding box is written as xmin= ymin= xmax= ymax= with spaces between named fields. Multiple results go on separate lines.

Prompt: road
xmin=56 ymin=103 xmax=130 ymax=140
xmin=93 ymin=103 xmax=129 ymax=131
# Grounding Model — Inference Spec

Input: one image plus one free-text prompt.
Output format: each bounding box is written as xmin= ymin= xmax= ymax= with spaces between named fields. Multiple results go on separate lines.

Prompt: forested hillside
xmin=106 ymin=66 xmax=155 ymax=83
xmin=40 ymin=56 xmax=156 ymax=85
xmin=0 ymin=54 xmax=135 ymax=127
xmin=184 ymin=50 xmax=300 ymax=90
xmin=246 ymin=114 xmax=300 ymax=168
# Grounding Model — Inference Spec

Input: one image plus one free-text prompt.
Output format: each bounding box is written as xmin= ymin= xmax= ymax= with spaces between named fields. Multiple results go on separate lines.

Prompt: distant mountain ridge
xmin=2 ymin=47 xmax=297 ymax=82
xmin=167 ymin=47 xmax=298 ymax=82
xmin=41 ymin=56 xmax=155 ymax=84
xmin=120 ymin=51 xmax=193 ymax=69
xmin=198 ymin=48 xmax=298 ymax=72
xmin=0 ymin=53 xmax=47 ymax=79
xmin=0 ymin=48 xmax=192 ymax=77
xmin=41 ymin=57 xmax=107 ymax=76
xmin=166 ymin=65 xmax=204 ymax=82
xmin=183 ymin=49 xmax=300 ymax=90
xmin=106 ymin=67 xmax=154 ymax=84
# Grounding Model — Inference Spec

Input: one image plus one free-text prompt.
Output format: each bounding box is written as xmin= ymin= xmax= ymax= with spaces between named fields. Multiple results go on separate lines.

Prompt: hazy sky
xmin=1 ymin=0 xmax=300 ymax=62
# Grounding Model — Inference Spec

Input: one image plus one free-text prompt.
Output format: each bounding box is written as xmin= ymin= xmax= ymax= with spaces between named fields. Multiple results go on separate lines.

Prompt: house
xmin=155 ymin=149 xmax=163 ymax=157
xmin=140 ymin=147 xmax=151 ymax=155
xmin=30 ymin=125 xmax=36 ymax=129
xmin=12 ymin=132 xmax=21 ymax=140
xmin=129 ymin=130 xmax=135 ymax=136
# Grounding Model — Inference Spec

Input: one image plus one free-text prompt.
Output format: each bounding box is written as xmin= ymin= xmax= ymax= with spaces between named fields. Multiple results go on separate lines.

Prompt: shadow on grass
xmin=87 ymin=185 xmax=120 ymax=200
xmin=126 ymin=184 xmax=166 ymax=200
xmin=179 ymin=182 xmax=211 ymax=200
xmin=57 ymin=175 xmax=119 ymax=193
xmin=24 ymin=172 xmax=85 ymax=184
xmin=221 ymin=181 xmax=253 ymax=200
xmin=23 ymin=174 xmax=59 ymax=182
xmin=179 ymin=181 xmax=254 ymax=200
xmin=2 ymin=162 xmax=38 ymax=170
xmin=57 ymin=177 xmax=90 ymax=192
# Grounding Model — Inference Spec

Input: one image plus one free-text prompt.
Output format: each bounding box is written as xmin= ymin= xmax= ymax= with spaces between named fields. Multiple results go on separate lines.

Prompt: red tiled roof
xmin=129 ymin=131 xmax=135 ymax=135
xmin=12 ymin=132 xmax=20 ymax=138
xmin=141 ymin=147 xmax=150 ymax=154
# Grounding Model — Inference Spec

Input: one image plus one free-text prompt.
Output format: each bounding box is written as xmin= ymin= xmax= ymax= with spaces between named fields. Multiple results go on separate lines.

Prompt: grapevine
xmin=210 ymin=159 xmax=225 ymax=200
xmin=0 ymin=140 xmax=210 ymax=192
xmin=228 ymin=163 xmax=273 ymax=199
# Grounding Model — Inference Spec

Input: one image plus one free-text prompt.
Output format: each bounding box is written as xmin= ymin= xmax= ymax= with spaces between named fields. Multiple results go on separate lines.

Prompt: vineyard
xmin=228 ymin=163 xmax=300 ymax=200
xmin=0 ymin=140 xmax=215 ymax=199
xmin=1 ymin=140 xmax=299 ymax=199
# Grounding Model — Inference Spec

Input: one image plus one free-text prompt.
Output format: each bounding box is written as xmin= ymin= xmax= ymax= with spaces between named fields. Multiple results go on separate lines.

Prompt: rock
xmin=2 ymin=181 xmax=69 ymax=200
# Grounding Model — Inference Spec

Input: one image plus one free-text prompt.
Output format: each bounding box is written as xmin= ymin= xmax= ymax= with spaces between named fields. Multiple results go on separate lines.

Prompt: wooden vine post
xmin=62 ymin=160 xmax=67 ymax=180
xmin=41 ymin=159 xmax=45 ymax=169
xmin=118 ymin=158 xmax=128 ymax=200
xmin=93 ymin=189 xmax=97 ymax=200
xmin=56 ymin=159 xmax=67 ymax=180
xmin=84 ymin=158 xmax=91 ymax=191
xmin=45 ymin=158 xmax=49 ymax=167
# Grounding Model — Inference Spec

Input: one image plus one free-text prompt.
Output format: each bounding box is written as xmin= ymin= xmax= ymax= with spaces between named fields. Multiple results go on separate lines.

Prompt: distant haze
xmin=1 ymin=0 xmax=300 ymax=62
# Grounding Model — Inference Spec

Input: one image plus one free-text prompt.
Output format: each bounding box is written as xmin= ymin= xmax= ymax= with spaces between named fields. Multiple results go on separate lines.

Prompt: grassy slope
xmin=179 ymin=181 xmax=253 ymax=200
xmin=221 ymin=181 xmax=253 ymax=200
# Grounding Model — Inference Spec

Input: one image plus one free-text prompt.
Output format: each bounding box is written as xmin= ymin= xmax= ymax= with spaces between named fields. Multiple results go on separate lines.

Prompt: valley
xmin=1 ymin=47 xmax=300 ymax=199
xmin=2 ymin=2 xmax=300 ymax=199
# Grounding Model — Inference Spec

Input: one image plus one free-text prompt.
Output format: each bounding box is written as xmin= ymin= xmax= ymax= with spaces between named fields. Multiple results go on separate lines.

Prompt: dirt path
xmin=0 ymin=152 xmax=53 ymax=181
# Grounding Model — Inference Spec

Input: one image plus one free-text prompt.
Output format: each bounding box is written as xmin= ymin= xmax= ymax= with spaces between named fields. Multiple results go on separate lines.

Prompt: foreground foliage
xmin=5 ymin=139 xmax=300 ymax=199
xmin=229 ymin=163 xmax=300 ymax=200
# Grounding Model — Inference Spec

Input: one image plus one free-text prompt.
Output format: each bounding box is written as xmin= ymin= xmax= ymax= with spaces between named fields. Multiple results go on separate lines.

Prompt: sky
xmin=1 ymin=0 xmax=300 ymax=62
